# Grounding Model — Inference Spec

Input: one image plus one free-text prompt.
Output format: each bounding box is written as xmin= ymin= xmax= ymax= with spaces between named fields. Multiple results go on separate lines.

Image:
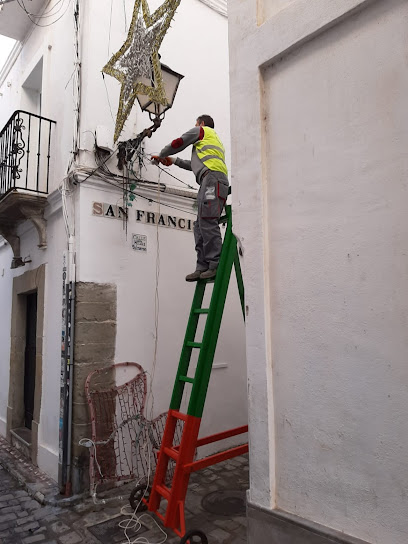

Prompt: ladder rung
xmin=186 ymin=341 xmax=202 ymax=348
xmin=163 ymin=447 xmax=179 ymax=461
xmin=170 ymin=410 xmax=188 ymax=421
xmin=179 ymin=375 xmax=194 ymax=384
xmin=155 ymin=484 xmax=171 ymax=500
xmin=193 ymin=308 xmax=209 ymax=314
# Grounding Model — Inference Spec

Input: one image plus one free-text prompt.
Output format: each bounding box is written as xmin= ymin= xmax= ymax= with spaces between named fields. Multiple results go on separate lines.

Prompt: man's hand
xmin=151 ymin=156 xmax=174 ymax=167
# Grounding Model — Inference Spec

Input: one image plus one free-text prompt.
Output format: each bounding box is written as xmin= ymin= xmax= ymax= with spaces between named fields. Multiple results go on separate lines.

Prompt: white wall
xmin=0 ymin=241 xmax=13 ymax=436
xmin=36 ymin=202 xmax=67 ymax=481
xmin=0 ymin=195 xmax=66 ymax=481
xmin=229 ymin=0 xmax=408 ymax=543
xmin=266 ymin=2 xmax=408 ymax=542
xmin=0 ymin=199 xmax=66 ymax=480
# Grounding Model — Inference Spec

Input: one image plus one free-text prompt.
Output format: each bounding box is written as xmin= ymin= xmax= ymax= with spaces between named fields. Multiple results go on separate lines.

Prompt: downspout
xmin=63 ymin=0 xmax=81 ymax=496
xmin=65 ymin=235 xmax=76 ymax=496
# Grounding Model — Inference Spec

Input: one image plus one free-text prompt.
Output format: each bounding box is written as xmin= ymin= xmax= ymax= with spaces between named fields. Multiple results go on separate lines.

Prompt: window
xmin=21 ymin=57 xmax=43 ymax=115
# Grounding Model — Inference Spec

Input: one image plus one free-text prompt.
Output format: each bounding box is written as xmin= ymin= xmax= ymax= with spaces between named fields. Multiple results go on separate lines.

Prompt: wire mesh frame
xmin=85 ymin=362 xmax=148 ymax=494
xmin=85 ymin=362 xmax=183 ymax=496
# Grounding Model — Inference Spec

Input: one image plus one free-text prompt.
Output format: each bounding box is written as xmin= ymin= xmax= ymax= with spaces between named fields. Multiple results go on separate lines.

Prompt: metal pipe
xmin=64 ymin=235 xmax=76 ymax=496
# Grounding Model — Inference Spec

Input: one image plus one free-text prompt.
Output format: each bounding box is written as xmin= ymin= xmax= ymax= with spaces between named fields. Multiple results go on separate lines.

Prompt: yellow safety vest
xmin=194 ymin=127 xmax=228 ymax=176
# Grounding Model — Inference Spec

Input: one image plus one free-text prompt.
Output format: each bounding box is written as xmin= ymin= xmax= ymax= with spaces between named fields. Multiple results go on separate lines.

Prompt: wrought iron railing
xmin=0 ymin=110 xmax=56 ymax=198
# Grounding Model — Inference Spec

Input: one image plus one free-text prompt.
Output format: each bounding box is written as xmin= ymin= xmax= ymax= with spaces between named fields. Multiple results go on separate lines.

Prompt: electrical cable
xmin=16 ymin=0 xmax=72 ymax=27
xmin=78 ymin=146 xmax=119 ymax=184
xmin=17 ymin=0 xmax=67 ymax=18
xmin=79 ymin=169 xmax=197 ymax=216
xmin=146 ymin=152 xmax=196 ymax=190
xmin=102 ymin=73 xmax=116 ymax=123
xmin=80 ymin=419 xmax=168 ymax=541
xmin=123 ymin=0 xmax=127 ymax=32
xmin=119 ymin=439 xmax=168 ymax=544
xmin=155 ymin=163 xmax=196 ymax=191
xmin=59 ymin=176 xmax=75 ymax=238
xmin=108 ymin=0 xmax=113 ymax=57
xmin=145 ymin=170 xmax=162 ymax=422
xmin=75 ymin=141 xmax=197 ymax=216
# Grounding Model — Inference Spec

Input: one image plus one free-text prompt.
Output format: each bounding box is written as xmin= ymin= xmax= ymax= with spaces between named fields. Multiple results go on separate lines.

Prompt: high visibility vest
xmin=194 ymin=127 xmax=228 ymax=176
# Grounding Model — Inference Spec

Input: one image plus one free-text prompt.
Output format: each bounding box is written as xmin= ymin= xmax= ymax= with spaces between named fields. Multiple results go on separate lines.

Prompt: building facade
xmin=228 ymin=1 xmax=408 ymax=543
xmin=0 ymin=0 xmax=248 ymax=495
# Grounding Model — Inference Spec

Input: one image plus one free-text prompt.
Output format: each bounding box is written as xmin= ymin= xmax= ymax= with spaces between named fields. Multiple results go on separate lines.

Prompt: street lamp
xmin=117 ymin=62 xmax=184 ymax=170
xmin=136 ymin=63 xmax=184 ymax=120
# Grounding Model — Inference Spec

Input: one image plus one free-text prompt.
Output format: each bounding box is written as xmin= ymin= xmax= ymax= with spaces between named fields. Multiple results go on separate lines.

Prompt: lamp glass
xmin=136 ymin=63 xmax=184 ymax=117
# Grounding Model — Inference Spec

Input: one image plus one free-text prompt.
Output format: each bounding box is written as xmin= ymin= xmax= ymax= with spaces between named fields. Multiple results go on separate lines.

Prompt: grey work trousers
xmin=194 ymin=171 xmax=229 ymax=271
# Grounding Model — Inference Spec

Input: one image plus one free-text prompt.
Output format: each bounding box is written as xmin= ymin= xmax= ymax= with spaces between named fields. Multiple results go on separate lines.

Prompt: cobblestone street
xmin=0 ymin=451 xmax=249 ymax=544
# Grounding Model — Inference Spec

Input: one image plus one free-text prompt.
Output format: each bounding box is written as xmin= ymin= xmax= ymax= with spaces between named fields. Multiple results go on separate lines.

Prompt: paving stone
xmin=214 ymin=518 xmax=240 ymax=531
xmin=0 ymin=521 xmax=15 ymax=532
xmin=0 ymin=495 xmax=15 ymax=502
xmin=18 ymin=511 xmax=30 ymax=518
xmin=15 ymin=521 xmax=40 ymax=533
xmin=208 ymin=527 xmax=231 ymax=543
xmin=17 ymin=516 xmax=35 ymax=525
xmin=32 ymin=507 xmax=61 ymax=522
xmin=0 ymin=513 xmax=17 ymax=523
xmin=1 ymin=505 xmax=22 ymax=514
xmin=43 ymin=515 xmax=59 ymax=523
xmin=14 ymin=490 xmax=29 ymax=498
xmin=50 ymin=521 xmax=70 ymax=534
xmin=58 ymin=532 xmax=83 ymax=544
xmin=22 ymin=535 xmax=46 ymax=543
xmin=25 ymin=501 xmax=42 ymax=511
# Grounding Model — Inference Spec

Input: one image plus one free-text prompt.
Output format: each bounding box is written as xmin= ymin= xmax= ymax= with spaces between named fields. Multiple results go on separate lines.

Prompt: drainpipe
xmin=65 ymin=234 xmax=76 ymax=496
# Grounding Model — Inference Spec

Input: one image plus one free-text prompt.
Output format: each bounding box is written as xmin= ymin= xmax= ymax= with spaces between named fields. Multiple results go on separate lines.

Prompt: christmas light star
xmin=102 ymin=0 xmax=181 ymax=142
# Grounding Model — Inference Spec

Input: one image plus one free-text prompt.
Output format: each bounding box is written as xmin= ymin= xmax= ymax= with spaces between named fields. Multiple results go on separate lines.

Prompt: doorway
xmin=7 ymin=265 xmax=45 ymax=465
xmin=24 ymin=292 xmax=37 ymax=430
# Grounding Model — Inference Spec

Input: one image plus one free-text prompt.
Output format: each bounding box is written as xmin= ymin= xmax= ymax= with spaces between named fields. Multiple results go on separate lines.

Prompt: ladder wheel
xmin=180 ymin=529 xmax=208 ymax=544
xmin=129 ymin=484 xmax=150 ymax=512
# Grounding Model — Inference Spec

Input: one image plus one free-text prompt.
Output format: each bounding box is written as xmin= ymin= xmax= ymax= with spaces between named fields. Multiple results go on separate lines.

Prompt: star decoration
xmin=103 ymin=0 xmax=181 ymax=142
xmin=119 ymin=18 xmax=162 ymax=103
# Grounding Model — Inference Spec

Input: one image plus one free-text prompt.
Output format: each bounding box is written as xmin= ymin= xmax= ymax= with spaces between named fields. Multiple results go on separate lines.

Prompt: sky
xmin=0 ymin=34 xmax=16 ymax=72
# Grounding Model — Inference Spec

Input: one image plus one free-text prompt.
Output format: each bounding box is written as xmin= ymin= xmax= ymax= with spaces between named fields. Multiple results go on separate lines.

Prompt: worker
xmin=152 ymin=115 xmax=229 ymax=281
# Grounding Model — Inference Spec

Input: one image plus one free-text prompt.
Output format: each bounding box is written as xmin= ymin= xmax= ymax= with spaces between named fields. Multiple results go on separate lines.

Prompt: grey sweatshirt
xmin=159 ymin=126 xmax=228 ymax=186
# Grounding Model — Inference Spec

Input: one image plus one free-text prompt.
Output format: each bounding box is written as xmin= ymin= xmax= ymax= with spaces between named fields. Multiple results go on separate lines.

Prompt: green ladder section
xmin=170 ymin=204 xmax=245 ymax=419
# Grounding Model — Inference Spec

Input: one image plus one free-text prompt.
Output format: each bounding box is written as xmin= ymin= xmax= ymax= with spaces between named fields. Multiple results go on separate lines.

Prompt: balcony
xmin=0 ymin=110 xmax=56 ymax=268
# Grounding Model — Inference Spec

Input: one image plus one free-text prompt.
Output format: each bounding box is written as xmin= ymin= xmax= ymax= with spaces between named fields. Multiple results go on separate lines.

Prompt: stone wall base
xmin=247 ymin=502 xmax=371 ymax=544
xmin=71 ymin=282 xmax=117 ymax=495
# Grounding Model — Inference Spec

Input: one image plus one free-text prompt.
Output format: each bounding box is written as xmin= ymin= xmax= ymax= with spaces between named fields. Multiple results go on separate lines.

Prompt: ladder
xmin=146 ymin=204 xmax=248 ymax=538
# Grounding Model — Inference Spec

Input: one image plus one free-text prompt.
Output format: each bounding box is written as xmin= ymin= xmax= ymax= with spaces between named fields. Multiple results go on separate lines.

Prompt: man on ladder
xmin=152 ymin=114 xmax=229 ymax=282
